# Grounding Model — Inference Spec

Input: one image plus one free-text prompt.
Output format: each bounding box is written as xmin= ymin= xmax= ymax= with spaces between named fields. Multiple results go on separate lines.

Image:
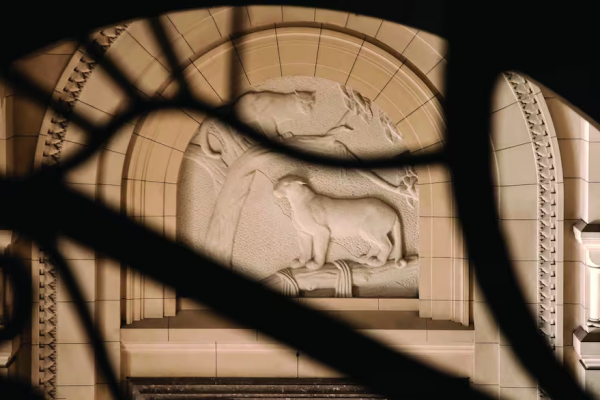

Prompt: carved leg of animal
xmin=306 ymin=228 xmax=330 ymax=270
xmin=275 ymin=120 xmax=294 ymax=140
xmin=292 ymin=231 xmax=313 ymax=269
xmin=360 ymin=246 xmax=379 ymax=264
xmin=361 ymin=231 xmax=391 ymax=267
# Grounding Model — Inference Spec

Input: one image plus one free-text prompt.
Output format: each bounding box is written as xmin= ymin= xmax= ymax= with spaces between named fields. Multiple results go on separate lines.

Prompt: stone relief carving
xmin=179 ymin=77 xmax=419 ymax=297
xmin=263 ymin=258 xmax=419 ymax=298
xmin=273 ymin=175 xmax=406 ymax=270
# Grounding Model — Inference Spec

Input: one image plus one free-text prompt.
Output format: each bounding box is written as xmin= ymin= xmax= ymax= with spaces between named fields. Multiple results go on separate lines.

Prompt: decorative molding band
xmin=42 ymin=24 xmax=129 ymax=167
xmin=503 ymin=72 xmax=557 ymax=400
xmin=38 ymin=250 xmax=57 ymax=400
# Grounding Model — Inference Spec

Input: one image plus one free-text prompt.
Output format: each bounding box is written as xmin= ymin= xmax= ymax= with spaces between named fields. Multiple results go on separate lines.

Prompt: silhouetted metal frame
xmin=0 ymin=2 xmax=592 ymax=400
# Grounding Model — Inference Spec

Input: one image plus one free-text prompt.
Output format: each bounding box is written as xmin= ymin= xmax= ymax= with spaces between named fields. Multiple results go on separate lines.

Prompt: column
xmin=573 ymin=221 xmax=600 ymax=397
xmin=573 ymin=221 xmax=600 ymax=329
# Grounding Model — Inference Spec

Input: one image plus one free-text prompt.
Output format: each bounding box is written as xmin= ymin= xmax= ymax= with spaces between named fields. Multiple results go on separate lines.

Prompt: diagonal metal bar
xmin=0 ymin=63 xmax=445 ymax=176
xmin=0 ymin=254 xmax=31 ymax=341
xmin=0 ymin=2 xmax=595 ymax=399
xmin=148 ymin=17 xmax=193 ymax=100
xmin=442 ymin=6 xmax=590 ymax=399
xmin=76 ymin=32 xmax=145 ymax=104
xmin=0 ymin=177 xmax=491 ymax=400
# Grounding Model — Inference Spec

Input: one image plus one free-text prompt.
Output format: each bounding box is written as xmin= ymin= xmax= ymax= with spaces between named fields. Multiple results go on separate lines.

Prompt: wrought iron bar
xmin=0 ymin=2 xmax=594 ymax=400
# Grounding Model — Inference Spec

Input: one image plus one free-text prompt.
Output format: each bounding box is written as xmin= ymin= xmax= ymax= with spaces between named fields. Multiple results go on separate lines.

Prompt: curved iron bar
xmin=0 ymin=176 xmax=489 ymax=400
xmin=0 ymin=254 xmax=32 ymax=342
xmin=442 ymin=9 xmax=583 ymax=397
xmin=0 ymin=65 xmax=444 ymax=178
xmin=0 ymin=3 xmax=593 ymax=400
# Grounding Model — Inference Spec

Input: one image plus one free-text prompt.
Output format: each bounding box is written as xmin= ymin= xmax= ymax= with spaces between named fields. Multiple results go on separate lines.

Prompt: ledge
xmin=121 ymin=310 xmax=473 ymax=345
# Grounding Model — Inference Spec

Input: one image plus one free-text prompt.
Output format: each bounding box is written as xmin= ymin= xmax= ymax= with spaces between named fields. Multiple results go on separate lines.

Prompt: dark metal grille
xmin=0 ymin=2 xmax=595 ymax=400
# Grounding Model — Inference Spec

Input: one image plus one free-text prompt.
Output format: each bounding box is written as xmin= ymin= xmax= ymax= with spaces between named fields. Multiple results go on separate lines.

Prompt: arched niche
xmin=32 ymin=8 xmax=559 ymax=337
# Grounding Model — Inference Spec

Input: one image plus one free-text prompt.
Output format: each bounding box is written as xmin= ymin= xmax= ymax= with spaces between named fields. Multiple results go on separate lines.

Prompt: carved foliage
xmin=42 ymin=24 xmax=130 ymax=167
xmin=38 ymin=251 xmax=58 ymax=400
xmin=504 ymin=72 xmax=557 ymax=400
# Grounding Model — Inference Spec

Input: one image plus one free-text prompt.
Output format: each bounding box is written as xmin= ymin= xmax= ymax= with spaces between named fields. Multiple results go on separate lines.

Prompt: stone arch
xmin=28 ymin=3 xmax=555 ymax=334
xmin=0 ymin=5 xmax=567 ymax=395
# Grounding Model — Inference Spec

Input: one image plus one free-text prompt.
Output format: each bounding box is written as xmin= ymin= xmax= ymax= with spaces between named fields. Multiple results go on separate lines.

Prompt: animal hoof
xmin=291 ymin=259 xmax=304 ymax=269
xmin=306 ymin=260 xmax=322 ymax=270
xmin=396 ymin=259 xmax=408 ymax=268
xmin=367 ymin=257 xmax=385 ymax=267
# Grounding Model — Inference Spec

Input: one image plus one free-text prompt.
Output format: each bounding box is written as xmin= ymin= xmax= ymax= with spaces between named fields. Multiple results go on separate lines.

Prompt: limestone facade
xmin=0 ymin=5 xmax=596 ymax=400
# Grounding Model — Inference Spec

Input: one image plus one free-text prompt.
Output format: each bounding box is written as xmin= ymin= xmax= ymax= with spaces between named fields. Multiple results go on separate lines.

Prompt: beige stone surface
xmin=168 ymin=329 xmax=257 ymax=343
xmin=162 ymin=66 xmax=222 ymax=105
xmin=491 ymin=102 xmax=532 ymax=151
xmin=314 ymin=9 xmax=348 ymax=26
xmin=501 ymin=220 xmax=538 ymax=261
xmin=404 ymin=97 xmax=445 ymax=148
xmin=234 ymin=29 xmax=281 ymax=84
xmin=143 ymin=181 xmax=165 ymax=217
xmin=136 ymin=59 xmax=171 ymax=97
xmin=57 ymin=301 xmax=95 ymax=343
xmin=498 ymin=184 xmax=538 ymax=220
xmin=277 ymin=27 xmax=320 ymax=77
xmin=375 ymin=21 xmax=416 ymax=54
xmin=474 ymin=343 xmax=498 ymax=384
xmin=346 ymin=41 xmax=401 ymax=100
xmin=96 ymin=257 xmax=121 ymax=301
xmin=299 ymin=298 xmax=378 ymax=311
xmin=217 ymin=344 xmax=298 ymax=377
xmin=403 ymin=33 xmax=444 ymax=74
xmin=375 ymin=66 xmax=433 ymax=125
xmin=97 ymin=300 xmax=121 ymax=342
xmin=431 ymin=258 xmax=453 ymax=301
xmin=121 ymin=328 xmax=168 ymax=343
xmin=346 ymin=15 xmax=382 ymax=37
xmin=7 ymin=12 xmax=578 ymax=391
xmin=495 ymin=143 xmax=537 ymax=186
xmin=209 ymin=7 xmax=252 ymax=38
xmin=431 ymin=217 xmax=453 ymax=258
xmin=56 ymin=259 xmax=95 ymax=302
xmin=122 ymin=344 xmax=216 ymax=377
xmin=194 ymin=41 xmax=250 ymax=101
xmin=77 ymin=68 xmax=128 ymax=116
xmin=426 ymin=58 xmax=446 ymax=96
xmin=56 ymin=386 xmax=95 ymax=400
xmin=315 ymin=29 xmax=362 ymax=84
xmin=57 ymin=344 xmax=95 ymax=385
xmin=98 ymin=150 xmax=126 ymax=186
xmin=282 ymin=6 xmax=315 ymax=21
xmin=170 ymin=10 xmax=222 ymax=56
xmin=247 ymin=6 xmax=283 ymax=25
